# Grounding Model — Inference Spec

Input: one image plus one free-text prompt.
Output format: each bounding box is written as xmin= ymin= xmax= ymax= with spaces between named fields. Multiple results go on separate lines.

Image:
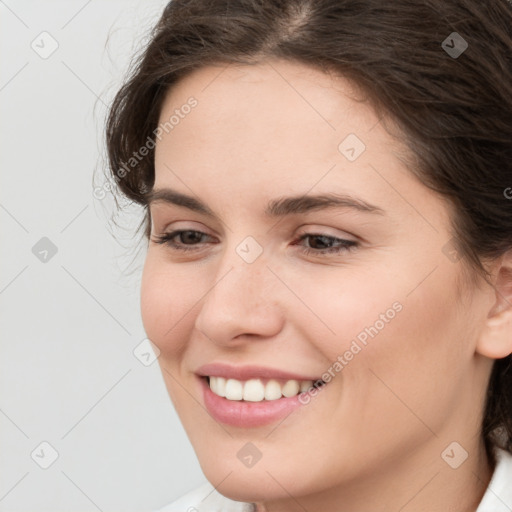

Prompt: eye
xmin=293 ymin=233 xmax=358 ymax=255
xmin=152 ymin=229 xmax=358 ymax=256
xmin=152 ymin=229 xmax=214 ymax=251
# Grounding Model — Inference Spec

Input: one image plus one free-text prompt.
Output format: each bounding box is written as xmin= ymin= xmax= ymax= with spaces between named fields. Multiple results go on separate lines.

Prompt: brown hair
xmin=105 ymin=0 xmax=512 ymax=463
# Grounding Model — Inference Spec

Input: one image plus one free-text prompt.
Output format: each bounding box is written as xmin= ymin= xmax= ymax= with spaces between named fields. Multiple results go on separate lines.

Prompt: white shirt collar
xmin=476 ymin=447 xmax=512 ymax=512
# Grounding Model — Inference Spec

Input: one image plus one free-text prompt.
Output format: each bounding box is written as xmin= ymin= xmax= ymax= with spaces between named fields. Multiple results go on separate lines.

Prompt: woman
xmin=105 ymin=1 xmax=512 ymax=510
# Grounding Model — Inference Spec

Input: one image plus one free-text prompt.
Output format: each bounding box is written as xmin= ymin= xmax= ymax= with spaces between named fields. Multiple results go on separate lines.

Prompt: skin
xmin=140 ymin=59 xmax=512 ymax=512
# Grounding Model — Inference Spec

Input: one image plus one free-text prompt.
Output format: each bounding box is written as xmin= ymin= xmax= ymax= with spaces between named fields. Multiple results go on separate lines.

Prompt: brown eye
xmin=152 ymin=230 xmax=214 ymax=251
xmin=294 ymin=233 xmax=358 ymax=255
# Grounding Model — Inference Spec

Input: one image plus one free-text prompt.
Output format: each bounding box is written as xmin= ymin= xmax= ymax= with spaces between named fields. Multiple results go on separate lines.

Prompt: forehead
xmin=155 ymin=59 xmax=400 ymax=178
xmin=152 ymin=59 xmax=450 ymax=235
xmin=156 ymin=59 xmax=375 ymax=146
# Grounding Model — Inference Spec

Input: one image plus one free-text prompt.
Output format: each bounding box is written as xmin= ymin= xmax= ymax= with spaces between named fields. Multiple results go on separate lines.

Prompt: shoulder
xmin=153 ymin=482 xmax=255 ymax=512
xmin=476 ymin=447 xmax=512 ymax=512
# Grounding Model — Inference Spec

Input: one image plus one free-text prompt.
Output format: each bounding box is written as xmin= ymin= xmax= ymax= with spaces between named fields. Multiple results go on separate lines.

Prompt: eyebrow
xmin=146 ymin=187 xmax=386 ymax=218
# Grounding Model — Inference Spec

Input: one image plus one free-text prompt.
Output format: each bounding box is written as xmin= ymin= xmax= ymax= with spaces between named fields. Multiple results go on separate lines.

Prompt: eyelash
xmin=152 ymin=230 xmax=358 ymax=255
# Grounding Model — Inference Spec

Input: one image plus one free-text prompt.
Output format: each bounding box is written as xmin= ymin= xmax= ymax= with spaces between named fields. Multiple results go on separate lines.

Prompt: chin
xmin=206 ymin=475 xmax=283 ymax=504
xmin=199 ymin=451 xmax=313 ymax=504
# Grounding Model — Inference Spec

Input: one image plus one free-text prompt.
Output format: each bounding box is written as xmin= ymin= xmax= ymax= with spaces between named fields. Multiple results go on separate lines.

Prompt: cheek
xmin=140 ymin=254 xmax=197 ymax=356
xmin=349 ymin=267 xmax=468 ymax=429
xmin=293 ymin=265 xmax=401 ymax=358
xmin=308 ymin=259 xmax=465 ymax=404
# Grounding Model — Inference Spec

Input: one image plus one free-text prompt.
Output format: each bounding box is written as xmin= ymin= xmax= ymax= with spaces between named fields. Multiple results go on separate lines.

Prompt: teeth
xmin=243 ymin=379 xmax=265 ymax=401
xmin=224 ymin=378 xmax=243 ymax=400
xmin=282 ymin=380 xmax=300 ymax=397
xmin=264 ymin=379 xmax=283 ymax=401
xmin=208 ymin=377 xmax=317 ymax=401
xmin=217 ymin=376 xmax=226 ymax=397
xmin=300 ymin=380 xmax=314 ymax=392
xmin=209 ymin=376 xmax=226 ymax=397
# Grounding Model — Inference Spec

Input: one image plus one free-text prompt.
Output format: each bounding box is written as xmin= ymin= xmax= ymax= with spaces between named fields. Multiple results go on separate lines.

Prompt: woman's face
xmin=141 ymin=59 xmax=495 ymax=506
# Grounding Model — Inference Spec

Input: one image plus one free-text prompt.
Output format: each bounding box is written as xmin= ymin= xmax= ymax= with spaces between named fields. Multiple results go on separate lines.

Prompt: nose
xmin=194 ymin=246 xmax=285 ymax=346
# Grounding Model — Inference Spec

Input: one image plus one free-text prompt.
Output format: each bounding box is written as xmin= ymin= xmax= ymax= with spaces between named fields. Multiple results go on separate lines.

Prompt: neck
xmin=251 ymin=439 xmax=495 ymax=512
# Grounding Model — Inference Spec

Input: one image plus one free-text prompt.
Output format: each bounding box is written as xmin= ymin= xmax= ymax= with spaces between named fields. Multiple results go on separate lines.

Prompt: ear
xmin=476 ymin=249 xmax=512 ymax=360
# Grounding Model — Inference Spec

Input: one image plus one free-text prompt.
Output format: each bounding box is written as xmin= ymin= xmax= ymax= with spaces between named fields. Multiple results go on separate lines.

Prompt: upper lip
xmin=196 ymin=363 xmax=322 ymax=382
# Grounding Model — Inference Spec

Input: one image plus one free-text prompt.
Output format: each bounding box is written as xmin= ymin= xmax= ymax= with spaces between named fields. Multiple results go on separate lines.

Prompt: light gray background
xmin=0 ymin=1 xmax=206 ymax=510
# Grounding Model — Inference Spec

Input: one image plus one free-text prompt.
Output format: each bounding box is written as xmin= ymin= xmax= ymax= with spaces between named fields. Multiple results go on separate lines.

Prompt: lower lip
xmin=199 ymin=377 xmax=314 ymax=428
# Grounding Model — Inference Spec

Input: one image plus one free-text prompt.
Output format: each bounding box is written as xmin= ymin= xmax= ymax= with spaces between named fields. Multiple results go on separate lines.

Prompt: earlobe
xmin=477 ymin=308 xmax=512 ymax=359
xmin=476 ymin=253 xmax=512 ymax=360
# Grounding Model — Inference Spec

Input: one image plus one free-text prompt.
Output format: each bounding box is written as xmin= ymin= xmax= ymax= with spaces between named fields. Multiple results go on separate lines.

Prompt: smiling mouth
xmin=204 ymin=375 xmax=327 ymax=402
